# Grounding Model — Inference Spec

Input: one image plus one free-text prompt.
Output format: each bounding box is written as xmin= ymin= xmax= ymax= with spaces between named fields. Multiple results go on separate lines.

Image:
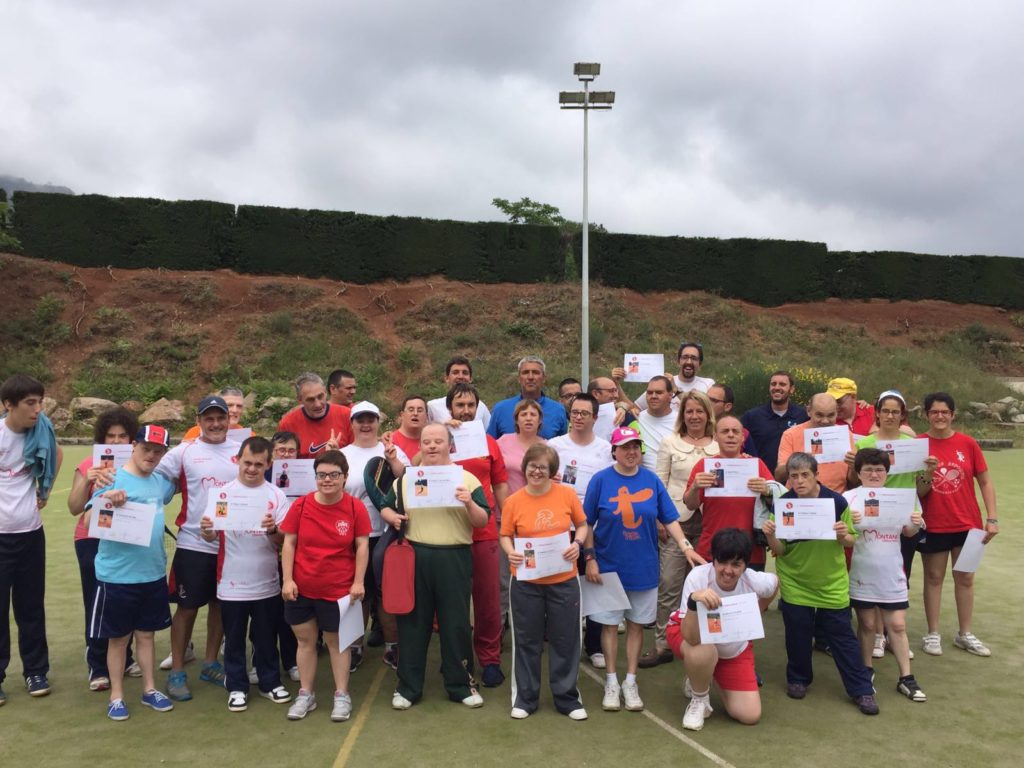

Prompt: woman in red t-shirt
xmin=67 ymin=407 xmax=140 ymax=693
xmin=280 ymin=451 xmax=370 ymax=722
xmin=917 ymin=393 xmax=998 ymax=658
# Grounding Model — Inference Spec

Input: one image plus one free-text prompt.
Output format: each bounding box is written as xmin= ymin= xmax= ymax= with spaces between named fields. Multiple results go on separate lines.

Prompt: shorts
xmin=169 ymin=548 xmax=219 ymax=608
xmin=90 ymin=579 xmax=171 ymax=638
xmin=917 ymin=530 xmax=969 ymax=554
xmin=284 ymin=594 xmax=341 ymax=632
xmin=665 ymin=623 xmax=758 ymax=692
xmin=590 ymin=587 xmax=657 ymax=627
xmin=850 ymin=598 xmax=910 ymax=611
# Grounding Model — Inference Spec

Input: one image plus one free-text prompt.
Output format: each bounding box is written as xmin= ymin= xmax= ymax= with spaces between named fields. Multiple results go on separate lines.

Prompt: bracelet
xmin=986 ymin=518 xmax=999 ymax=525
xmin=917 ymin=476 xmax=932 ymax=484
xmin=681 ymin=539 xmax=692 ymax=551
xmin=686 ymin=597 xmax=698 ymax=611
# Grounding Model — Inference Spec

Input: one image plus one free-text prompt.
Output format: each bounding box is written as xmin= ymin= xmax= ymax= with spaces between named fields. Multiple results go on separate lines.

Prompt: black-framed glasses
xmin=315 ymin=471 xmax=345 ymax=480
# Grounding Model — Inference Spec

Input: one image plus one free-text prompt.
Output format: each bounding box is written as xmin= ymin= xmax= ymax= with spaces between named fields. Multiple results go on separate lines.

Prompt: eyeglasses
xmin=927 ymin=409 xmax=953 ymax=417
xmin=273 ymin=448 xmax=298 ymax=458
xmin=315 ymin=471 xmax=345 ymax=480
xmin=878 ymin=409 xmax=903 ymax=417
xmin=860 ymin=467 xmax=887 ymax=475
xmin=525 ymin=463 xmax=550 ymax=474
xmin=569 ymin=410 xmax=594 ymax=418
xmin=706 ymin=396 xmax=725 ymax=405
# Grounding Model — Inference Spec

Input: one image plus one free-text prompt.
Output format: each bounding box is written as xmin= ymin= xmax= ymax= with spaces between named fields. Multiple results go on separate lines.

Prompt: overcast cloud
xmin=3 ymin=0 xmax=1022 ymax=257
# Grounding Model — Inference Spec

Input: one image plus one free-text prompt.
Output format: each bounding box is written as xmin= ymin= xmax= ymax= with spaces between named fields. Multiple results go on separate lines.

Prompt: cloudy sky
xmin=4 ymin=1 xmax=1022 ymax=257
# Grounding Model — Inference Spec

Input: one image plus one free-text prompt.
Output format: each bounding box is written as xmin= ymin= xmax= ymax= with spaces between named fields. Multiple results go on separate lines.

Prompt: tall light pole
xmin=560 ymin=63 xmax=614 ymax=386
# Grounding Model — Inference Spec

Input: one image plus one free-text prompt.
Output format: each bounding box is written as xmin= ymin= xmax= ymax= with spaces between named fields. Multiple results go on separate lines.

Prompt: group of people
xmin=0 ymin=344 xmax=999 ymax=732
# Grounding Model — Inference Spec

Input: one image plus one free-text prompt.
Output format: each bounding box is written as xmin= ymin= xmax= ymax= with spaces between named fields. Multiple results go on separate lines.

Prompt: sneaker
xmin=510 ymin=707 xmax=530 ymax=719
xmin=141 ymin=689 xmax=174 ymax=712
xmin=125 ymin=661 xmax=143 ymax=678
xmin=567 ymin=707 xmax=588 ymax=721
xmin=855 ymin=693 xmax=880 ymax=715
xmin=589 ymin=652 xmax=606 ymax=670
xmin=622 ymin=680 xmax=644 ymax=711
xmin=166 ymin=670 xmax=192 ymax=701
xmin=349 ymin=646 xmax=364 ymax=673
xmin=897 ymin=675 xmax=927 ymax=702
xmin=107 ymin=698 xmax=130 ymax=721
xmin=160 ymin=641 xmax=195 ymax=671
xmin=872 ymin=634 xmax=886 ymax=659
xmin=248 ymin=668 xmax=259 ymax=685
xmin=921 ymin=632 xmax=943 ymax=656
xmin=786 ymin=682 xmax=807 ymax=699
xmin=602 ymin=681 xmax=621 ymax=711
xmin=382 ymin=647 xmax=399 ymax=670
xmin=228 ymin=690 xmax=248 ymax=712
xmin=288 ymin=666 xmax=301 ymax=682
xmin=89 ymin=676 xmax=111 ymax=692
xmin=461 ymin=692 xmax=484 ymax=708
xmin=331 ymin=692 xmax=353 ymax=721
xmin=392 ymin=692 xmax=413 ymax=710
xmin=481 ymin=664 xmax=505 ymax=687
xmin=287 ymin=690 xmax=317 ymax=720
xmin=260 ymin=686 xmax=292 ymax=704
xmin=953 ymin=632 xmax=991 ymax=657
xmin=200 ymin=661 xmax=227 ymax=686
xmin=25 ymin=675 xmax=50 ymax=697
xmin=683 ymin=677 xmax=693 ymax=698
xmin=682 ymin=696 xmax=713 ymax=731
xmin=367 ymin=624 xmax=384 ymax=648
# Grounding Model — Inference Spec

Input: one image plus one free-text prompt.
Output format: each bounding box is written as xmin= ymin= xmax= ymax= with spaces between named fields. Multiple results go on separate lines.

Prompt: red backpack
xmin=381 ymin=478 xmax=416 ymax=615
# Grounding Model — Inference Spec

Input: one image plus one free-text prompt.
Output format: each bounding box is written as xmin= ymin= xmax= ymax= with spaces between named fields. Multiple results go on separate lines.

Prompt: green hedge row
xmin=11 ymin=191 xmax=1024 ymax=307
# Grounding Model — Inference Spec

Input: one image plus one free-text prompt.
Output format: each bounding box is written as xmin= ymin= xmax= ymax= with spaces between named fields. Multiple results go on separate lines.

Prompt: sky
xmin=3 ymin=1 xmax=1023 ymax=257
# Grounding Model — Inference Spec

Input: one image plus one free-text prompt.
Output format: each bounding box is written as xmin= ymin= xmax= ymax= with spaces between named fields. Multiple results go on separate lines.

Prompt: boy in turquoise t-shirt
xmin=762 ymin=452 xmax=878 ymax=715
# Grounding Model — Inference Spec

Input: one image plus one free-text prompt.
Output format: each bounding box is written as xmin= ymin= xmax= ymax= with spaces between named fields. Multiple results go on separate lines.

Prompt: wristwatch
xmin=583 ymin=547 xmax=596 ymax=562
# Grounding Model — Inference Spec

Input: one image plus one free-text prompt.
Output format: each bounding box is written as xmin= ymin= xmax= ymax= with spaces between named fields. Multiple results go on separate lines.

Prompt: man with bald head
xmin=775 ymin=394 xmax=855 ymax=493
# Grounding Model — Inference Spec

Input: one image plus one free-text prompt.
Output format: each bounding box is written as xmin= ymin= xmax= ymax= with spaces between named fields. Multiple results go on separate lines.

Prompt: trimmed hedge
xmin=11 ymin=191 xmax=1024 ymax=307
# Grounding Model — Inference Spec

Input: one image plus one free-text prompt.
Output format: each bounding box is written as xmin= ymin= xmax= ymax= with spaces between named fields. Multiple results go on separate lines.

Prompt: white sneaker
xmin=510 ymin=707 xmax=530 ymax=719
xmin=622 ymin=680 xmax=644 ymax=711
xmin=921 ymin=632 xmax=942 ymax=656
xmin=247 ymin=668 xmax=259 ymax=685
xmin=461 ymin=692 xmax=484 ymax=708
xmin=953 ymin=632 xmax=991 ymax=657
xmin=567 ymin=707 xmax=588 ymax=721
xmin=125 ymin=662 xmax=142 ymax=678
xmin=159 ymin=642 xmax=196 ymax=671
xmin=872 ymin=634 xmax=886 ymax=659
xmin=682 ymin=696 xmax=713 ymax=731
xmin=683 ymin=677 xmax=693 ymax=698
xmin=331 ymin=692 xmax=353 ymax=722
xmin=392 ymin=692 xmax=413 ymax=710
xmin=260 ymin=686 xmax=292 ymax=704
xmin=288 ymin=666 xmax=300 ymax=682
xmin=227 ymin=690 xmax=248 ymax=712
xmin=287 ymin=690 xmax=317 ymax=720
xmin=602 ymin=681 xmax=621 ymax=711
xmin=589 ymin=652 xmax=606 ymax=670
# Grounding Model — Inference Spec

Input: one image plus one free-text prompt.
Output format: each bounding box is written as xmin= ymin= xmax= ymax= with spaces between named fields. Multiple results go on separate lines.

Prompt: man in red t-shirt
xmin=277 ymin=373 xmax=353 ymax=459
xmin=828 ymin=378 xmax=875 ymax=440
xmin=445 ymin=383 xmax=509 ymax=688
xmin=390 ymin=395 xmax=428 ymax=462
xmin=683 ymin=416 xmax=775 ymax=569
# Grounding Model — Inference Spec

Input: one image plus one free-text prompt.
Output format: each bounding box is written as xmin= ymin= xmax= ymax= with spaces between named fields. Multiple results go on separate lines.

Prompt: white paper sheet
xmin=515 ymin=532 xmax=575 ymax=581
xmin=857 ymin=487 xmax=916 ymax=530
xmin=593 ymin=402 xmax=617 ymax=442
xmin=88 ymin=498 xmax=158 ymax=547
xmin=697 ymin=592 xmax=765 ymax=645
xmin=777 ymin=498 xmax=836 ymax=540
xmin=580 ymin=571 xmax=631 ymax=616
xmin=92 ymin=444 xmax=132 ymax=473
xmin=874 ymin=439 xmax=928 ymax=475
xmin=704 ymin=458 xmax=759 ymax=498
xmin=803 ymin=425 xmax=851 ymax=463
xmin=405 ymin=465 xmax=463 ymax=509
xmin=623 ymin=353 xmax=665 ymax=383
xmin=449 ymin=420 xmax=489 ymax=462
xmin=952 ymin=529 xmax=987 ymax=573
xmin=336 ymin=596 xmax=365 ymax=650
xmin=271 ymin=459 xmax=316 ymax=498
xmin=207 ymin=485 xmax=270 ymax=531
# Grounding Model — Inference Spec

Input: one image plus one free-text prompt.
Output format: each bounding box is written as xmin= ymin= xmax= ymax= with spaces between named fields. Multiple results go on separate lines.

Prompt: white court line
xmin=580 ymin=664 xmax=738 ymax=768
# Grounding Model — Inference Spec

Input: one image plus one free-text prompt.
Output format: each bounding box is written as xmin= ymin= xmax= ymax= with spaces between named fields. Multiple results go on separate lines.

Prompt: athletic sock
xmin=625 ymin=673 xmax=637 ymax=685
xmin=606 ymin=673 xmax=618 ymax=686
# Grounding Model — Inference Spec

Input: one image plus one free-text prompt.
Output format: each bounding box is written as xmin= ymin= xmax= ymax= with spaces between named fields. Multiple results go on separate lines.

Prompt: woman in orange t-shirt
xmin=500 ymin=444 xmax=590 ymax=721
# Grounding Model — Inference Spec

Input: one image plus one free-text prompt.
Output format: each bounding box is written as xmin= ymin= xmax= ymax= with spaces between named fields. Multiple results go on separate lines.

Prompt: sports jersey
xmin=277 ymin=404 xmax=354 ymax=459
xmin=0 ymin=420 xmax=40 ymax=534
xmin=500 ymin=483 xmax=587 ymax=585
xmin=342 ymin=441 xmax=411 ymax=536
xmin=687 ymin=456 xmax=773 ymax=566
xmin=156 ymin=438 xmax=239 ymax=554
xmin=844 ymin=486 xmax=918 ymax=604
xmin=455 ymin=434 xmax=508 ymax=542
xmin=278 ymin=492 xmax=372 ymax=601
xmin=547 ymin=433 xmax=613 ymax=503
xmin=919 ymin=431 xmax=988 ymax=533
xmin=215 ymin=479 xmax=290 ymax=601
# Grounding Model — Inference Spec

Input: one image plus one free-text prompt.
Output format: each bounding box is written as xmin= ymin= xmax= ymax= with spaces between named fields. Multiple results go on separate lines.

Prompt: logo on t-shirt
xmin=336 ymin=519 xmax=351 ymax=536
xmin=933 ymin=464 xmax=963 ymax=496
xmin=608 ymin=486 xmax=653 ymax=531
xmin=309 ymin=440 xmax=330 ymax=455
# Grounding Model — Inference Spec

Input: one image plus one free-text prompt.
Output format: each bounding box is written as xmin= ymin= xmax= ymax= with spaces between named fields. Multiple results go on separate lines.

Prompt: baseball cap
xmin=610 ymin=426 xmax=643 ymax=447
xmin=136 ymin=424 xmax=170 ymax=448
xmin=197 ymin=395 xmax=229 ymax=414
xmin=350 ymin=401 xmax=381 ymax=420
xmin=826 ymin=378 xmax=857 ymax=400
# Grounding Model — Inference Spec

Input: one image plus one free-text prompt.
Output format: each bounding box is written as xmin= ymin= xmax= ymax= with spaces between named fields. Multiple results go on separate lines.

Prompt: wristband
xmin=986 ymin=518 xmax=999 ymax=525
xmin=686 ymin=597 xmax=698 ymax=611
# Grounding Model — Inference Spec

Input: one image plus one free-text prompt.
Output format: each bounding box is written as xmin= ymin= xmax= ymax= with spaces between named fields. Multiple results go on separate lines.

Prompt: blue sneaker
xmin=200 ymin=661 xmax=226 ymax=687
xmin=141 ymin=689 xmax=174 ymax=712
xmin=25 ymin=675 xmax=51 ymax=697
xmin=107 ymin=698 xmax=130 ymax=721
xmin=166 ymin=671 xmax=192 ymax=701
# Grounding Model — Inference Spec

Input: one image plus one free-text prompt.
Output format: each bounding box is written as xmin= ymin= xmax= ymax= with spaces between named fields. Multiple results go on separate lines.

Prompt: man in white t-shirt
xmin=427 ymin=356 xmax=491 ymax=429
xmin=156 ymin=395 xmax=240 ymax=701
xmin=623 ymin=341 xmax=714 ymax=412
xmin=666 ymin=527 xmax=778 ymax=731
xmin=0 ymin=374 xmax=62 ymax=702
xmin=637 ymin=376 xmax=677 ymax=472
xmin=199 ymin=436 xmax=292 ymax=712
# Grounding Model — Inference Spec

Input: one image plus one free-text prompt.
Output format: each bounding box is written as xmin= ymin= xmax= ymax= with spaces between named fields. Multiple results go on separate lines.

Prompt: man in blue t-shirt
xmin=740 ymin=370 xmax=809 ymax=473
xmin=88 ymin=425 xmax=177 ymax=721
xmin=486 ymin=356 xmax=568 ymax=439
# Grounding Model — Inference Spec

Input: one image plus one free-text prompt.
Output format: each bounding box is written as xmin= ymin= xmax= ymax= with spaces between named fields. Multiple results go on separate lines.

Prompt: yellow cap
xmin=826 ymin=377 xmax=857 ymax=400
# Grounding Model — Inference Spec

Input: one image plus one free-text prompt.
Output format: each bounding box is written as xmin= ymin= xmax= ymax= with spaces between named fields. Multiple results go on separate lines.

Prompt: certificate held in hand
xmin=803 ymin=425 xmax=851 ymax=463
xmin=697 ymin=593 xmax=765 ymax=645
xmin=88 ymin=498 xmax=158 ymax=547
xmin=777 ymin=498 xmax=836 ymax=540
xmin=515 ymin=532 xmax=574 ymax=582
xmin=207 ymin=486 xmax=270 ymax=532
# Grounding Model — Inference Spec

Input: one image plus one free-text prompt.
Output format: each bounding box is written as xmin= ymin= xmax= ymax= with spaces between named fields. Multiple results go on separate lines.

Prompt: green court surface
xmin=2 ymin=447 xmax=1021 ymax=767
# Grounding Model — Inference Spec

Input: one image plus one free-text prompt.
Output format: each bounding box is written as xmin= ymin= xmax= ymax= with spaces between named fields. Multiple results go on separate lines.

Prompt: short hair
xmin=647 ymin=375 xmax=674 ymax=393
xmin=420 ymin=422 xmax=454 ymax=447
xmin=569 ymin=392 xmax=598 ymax=418
xmin=923 ymin=392 xmax=955 ymax=413
xmin=513 ymin=399 xmax=544 ymax=432
xmin=444 ymin=356 xmax=473 ymax=377
xmin=238 ymin=436 xmax=273 ymax=461
xmin=770 ymin=370 xmax=795 ymax=386
xmin=674 ymin=390 xmax=715 ymax=438
xmin=327 ymin=369 xmax=355 ymax=388
xmin=445 ymin=382 xmax=480 ymax=412
xmin=854 ymin=447 xmax=890 ymax=473
xmin=401 ymin=394 xmax=428 ymax=411
xmin=1 ymin=374 xmax=44 ymax=407
xmin=294 ymin=372 xmax=324 ymax=398
xmin=218 ymin=386 xmax=244 ymax=398
xmin=716 ymin=414 xmax=743 ymax=432
xmin=517 ymin=355 xmax=546 ymax=374
xmin=710 ymin=528 xmax=753 ymax=565
xmin=558 ymin=377 xmax=581 ymax=393
xmin=786 ymin=452 xmax=818 ymax=475
xmin=271 ymin=430 xmax=300 ymax=450
xmin=677 ymin=341 xmax=704 ymax=363
xmin=521 ymin=444 xmax=560 ymax=477
xmin=313 ymin=450 xmax=348 ymax=473
xmin=93 ymin=407 xmax=140 ymax=445
xmin=711 ymin=383 xmax=735 ymax=405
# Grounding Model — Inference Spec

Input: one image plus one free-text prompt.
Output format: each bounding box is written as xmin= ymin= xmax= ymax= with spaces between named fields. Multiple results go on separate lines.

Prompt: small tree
xmin=491 ymin=197 xmax=568 ymax=226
